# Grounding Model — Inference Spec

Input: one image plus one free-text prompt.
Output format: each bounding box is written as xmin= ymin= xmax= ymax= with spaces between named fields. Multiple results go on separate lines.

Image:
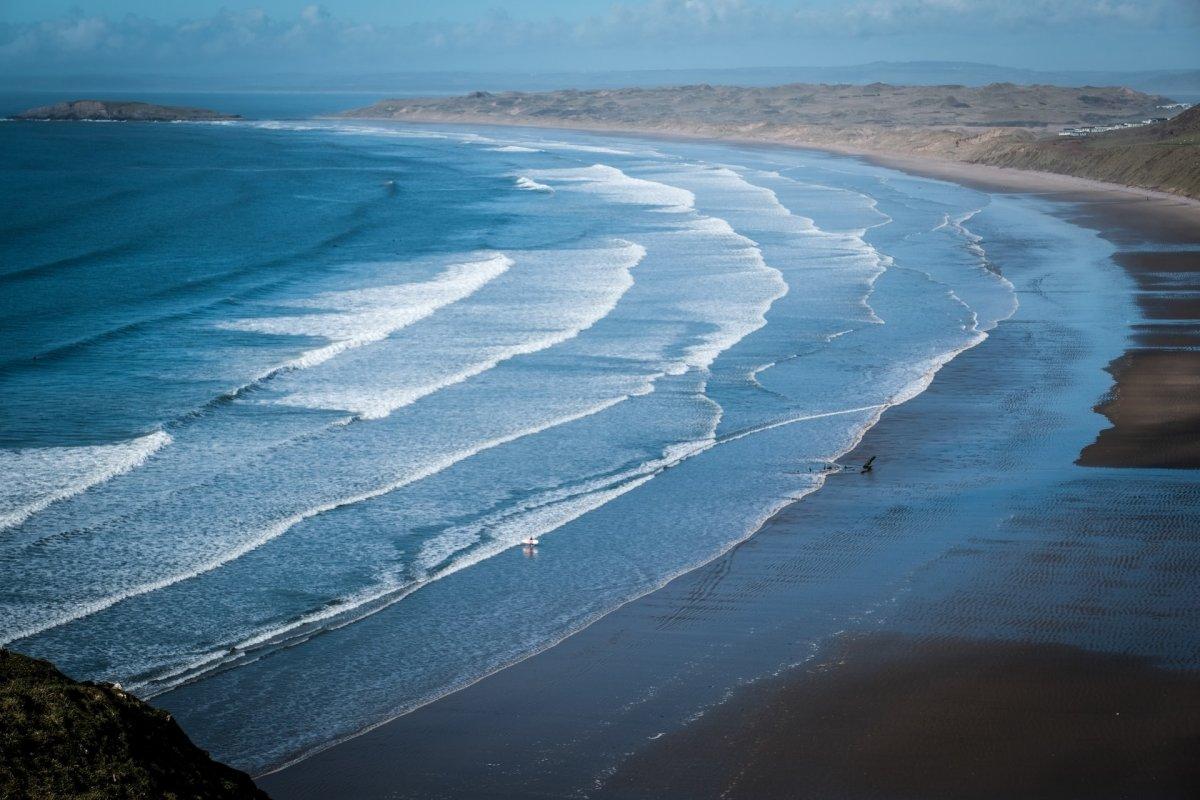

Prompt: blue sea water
xmin=0 ymin=101 xmax=1036 ymax=770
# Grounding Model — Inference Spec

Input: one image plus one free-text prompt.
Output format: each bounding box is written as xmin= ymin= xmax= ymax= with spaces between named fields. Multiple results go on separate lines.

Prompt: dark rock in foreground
xmin=12 ymin=100 xmax=240 ymax=122
xmin=0 ymin=649 xmax=268 ymax=799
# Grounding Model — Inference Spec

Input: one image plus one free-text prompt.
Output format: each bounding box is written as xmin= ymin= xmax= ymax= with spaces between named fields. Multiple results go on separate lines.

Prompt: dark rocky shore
xmin=0 ymin=650 xmax=267 ymax=799
xmin=12 ymin=100 xmax=240 ymax=122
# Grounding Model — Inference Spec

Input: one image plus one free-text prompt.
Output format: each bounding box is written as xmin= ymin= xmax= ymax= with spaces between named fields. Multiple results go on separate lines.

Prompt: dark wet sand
xmin=603 ymin=634 xmax=1200 ymax=800
xmin=1078 ymin=349 xmax=1200 ymax=468
xmin=261 ymin=162 xmax=1200 ymax=800
xmin=595 ymin=186 xmax=1200 ymax=800
xmin=1078 ymin=250 xmax=1200 ymax=468
xmin=867 ymin=153 xmax=1200 ymax=470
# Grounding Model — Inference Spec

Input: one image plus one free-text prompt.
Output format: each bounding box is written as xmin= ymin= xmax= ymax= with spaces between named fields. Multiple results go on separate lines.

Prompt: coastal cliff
xmin=13 ymin=100 xmax=240 ymax=122
xmin=0 ymin=650 xmax=268 ymax=799
xmin=342 ymin=82 xmax=1199 ymax=199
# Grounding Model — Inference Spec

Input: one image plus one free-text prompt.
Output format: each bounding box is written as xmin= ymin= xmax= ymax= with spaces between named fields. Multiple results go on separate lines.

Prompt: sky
xmin=2 ymin=1 xmax=1198 ymax=77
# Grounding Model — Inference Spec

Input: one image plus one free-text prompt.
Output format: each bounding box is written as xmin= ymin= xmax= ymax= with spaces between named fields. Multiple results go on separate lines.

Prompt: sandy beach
xmin=7 ymin=3 xmax=1200 ymax=793
xmin=259 ymin=140 xmax=1200 ymax=799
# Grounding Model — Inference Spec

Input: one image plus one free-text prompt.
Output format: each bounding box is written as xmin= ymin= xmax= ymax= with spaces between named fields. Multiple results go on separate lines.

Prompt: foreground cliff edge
xmin=12 ymin=100 xmax=240 ymax=122
xmin=0 ymin=650 xmax=268 ymax=799
xmin=342 ymin=82 xmax=1199 ymax=200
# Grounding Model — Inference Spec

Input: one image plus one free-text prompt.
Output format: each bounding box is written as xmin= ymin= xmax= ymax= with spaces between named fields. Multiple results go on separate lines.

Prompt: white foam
xmin=524 ymin=164 xmax=696 ymax=211
xmin=273 ymin=241 xmax=646 ymax=419
xmin=118 ymin=396 xmax=637 ymax=689
xmin=0 ymin=432 xmax=171 ymax=532
xmin=222 ymin=253 xmax=511 ymax=377
xmin=770 ymin=168 xmax=894 ymax=233
xmin=514 ymin=176 xmax=553 ymax=192
xmin=491 ymin=145 xmax=541 ymax=153
xmin=533 ymin=141 xmax=639 ymax=156
xmin=526 ymin=164 xmax=791 ymax=374
xmin=913 ymin=208 xmax=1018 ymax=336
xmin=129 ymin=393 xmax=897 ymax=696
xmin=714 ymin=166 xmax=891 ymax=323
xmin=5 ymin=240 xmax=642 ymax=649
xmin=290 ymin=330 xmax=591 ymax=420
xmin=1 ymin=397 xmax=636 ymax=649
xmin=251 ymin=121 xmax=450 ymax=141
xmin=133 ymin=422 xmax=705 ymax=695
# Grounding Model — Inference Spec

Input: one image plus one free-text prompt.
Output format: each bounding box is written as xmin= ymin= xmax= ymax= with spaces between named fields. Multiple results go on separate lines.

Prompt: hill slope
xmin=0 ymin=650 xmax=268 ymax=799
xmin=343 ymin=83 xmax=1198 ymax=199
xmin=345 ymin=82 xmax=1170 ymax=129
xmin=972 ymin=106 xmax=1200 ymax=197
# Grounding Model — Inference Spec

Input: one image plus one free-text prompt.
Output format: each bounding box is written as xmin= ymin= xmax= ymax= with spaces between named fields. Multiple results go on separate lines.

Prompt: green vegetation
xmin=973 ymin=106 xmax=1200 ymax=198
xmin=0 ymin=650 xmax=267 ymax=800
xmin=346 ymin=84 xmax=1200 ymax=200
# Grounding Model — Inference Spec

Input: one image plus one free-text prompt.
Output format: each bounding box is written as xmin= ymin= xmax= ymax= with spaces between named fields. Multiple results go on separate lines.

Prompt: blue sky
xmin=0 ymin=1 xmax=585 ymax=23
xmin=2 ymin=1 xmax=1198 ymax=75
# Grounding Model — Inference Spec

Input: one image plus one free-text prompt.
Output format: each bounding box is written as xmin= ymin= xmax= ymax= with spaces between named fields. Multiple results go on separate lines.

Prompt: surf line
xmin=0 ymin=397 xmax=629 ymax=648
xmin=127 ymin=401 xmax=890 ymax=698
xmin=0 ymin=254 xmax=515 ymax=537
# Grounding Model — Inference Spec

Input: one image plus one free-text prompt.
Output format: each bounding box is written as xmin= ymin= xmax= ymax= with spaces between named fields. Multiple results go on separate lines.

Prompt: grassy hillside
xmin=346 ymin=82 xmax=1170 ymax=129
xmin=970 ymin=106 xmax=1200 ymax=198
xmin=0 ymin=650 xmax=268 ymax=800
xmin=344 ymin=83 xmax=1199 ymax=200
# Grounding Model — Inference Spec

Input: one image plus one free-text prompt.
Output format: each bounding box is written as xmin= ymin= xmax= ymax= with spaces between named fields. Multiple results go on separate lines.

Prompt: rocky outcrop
xmin=0 ymin=649 xmax=268 ymax=799
xmin=12 ymin=100 xmax=240 ymax=122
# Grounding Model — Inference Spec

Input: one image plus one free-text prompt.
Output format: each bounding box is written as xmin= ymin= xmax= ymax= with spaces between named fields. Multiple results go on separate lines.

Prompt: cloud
xmin=1 ymin=1 xmax=1196 ymax=73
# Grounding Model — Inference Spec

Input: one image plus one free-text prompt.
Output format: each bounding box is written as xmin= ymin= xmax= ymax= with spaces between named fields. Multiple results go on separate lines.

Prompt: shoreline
xmin=260 ymin=127 xmax=1200 ymax=798
xmin=334 ymin=113 xmax=1200 ymax=214
xmin=341 ymin=114 xmax=1200 ymax=466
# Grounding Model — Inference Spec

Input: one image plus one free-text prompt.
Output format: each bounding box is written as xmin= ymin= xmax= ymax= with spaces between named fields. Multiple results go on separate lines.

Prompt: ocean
xmin=0 ymin=95 xmax=1029 ymax=772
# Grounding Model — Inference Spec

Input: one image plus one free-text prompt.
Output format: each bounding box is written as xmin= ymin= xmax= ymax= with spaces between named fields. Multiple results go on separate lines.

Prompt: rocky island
xmin=12 ymin=100 xmax=240 ymax=122
xmin=343 ymin=82 xmax=1199 ymax=199
xmin=0 ymin=649 xmax=268 ymax=799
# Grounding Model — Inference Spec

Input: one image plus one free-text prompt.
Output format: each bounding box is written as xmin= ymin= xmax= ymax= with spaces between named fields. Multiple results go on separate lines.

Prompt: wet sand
xmin=260 ymin=152 xmax=1200 ymax=800
xmin=1078 ymin=349 xmax=1200 ymax=468
xmin=1078 ymin=251 xmax=1200 ymax=468
xmin=603 ymin=634 xmax=1200 ymax=800
xmin=596 ymin=184 xmax=1200 ymax=799
xmin=862 ymin=152 xmax=1200 ymax=471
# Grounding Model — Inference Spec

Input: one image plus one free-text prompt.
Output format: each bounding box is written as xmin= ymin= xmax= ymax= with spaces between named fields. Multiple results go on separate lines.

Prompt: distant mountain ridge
xmin=5 ymin=61 xmax=1198 ymax=98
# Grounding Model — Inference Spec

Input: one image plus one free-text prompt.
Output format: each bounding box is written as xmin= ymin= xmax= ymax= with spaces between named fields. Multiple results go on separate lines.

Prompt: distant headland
xmin=12 ymin=99 xmax=240 ymax=122
xmin=342 ymin=82 xmax=1199 ymax=200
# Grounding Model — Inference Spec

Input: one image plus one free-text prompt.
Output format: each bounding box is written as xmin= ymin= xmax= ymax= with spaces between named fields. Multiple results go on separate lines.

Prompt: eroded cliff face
xmin=0 ymin=650 xmax=268 ymax=800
